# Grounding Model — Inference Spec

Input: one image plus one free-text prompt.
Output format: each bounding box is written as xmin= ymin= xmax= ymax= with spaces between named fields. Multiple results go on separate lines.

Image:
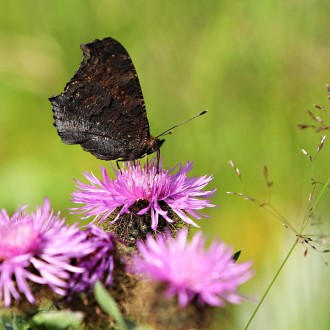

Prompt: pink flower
xmin=67 ymin=225 xmax=117 ymax=295
xmin=0 ymin=199 xmax=93 ymax=307
xmin=131 ymin=229 xmax=253 ymax=307
xmin=71 ymin=158 xmax=216 ymax=230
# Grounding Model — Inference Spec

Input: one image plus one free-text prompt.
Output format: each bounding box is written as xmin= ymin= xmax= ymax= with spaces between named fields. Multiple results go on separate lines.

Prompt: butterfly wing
xmin=50 ymin=37 xmax=150 ymax=160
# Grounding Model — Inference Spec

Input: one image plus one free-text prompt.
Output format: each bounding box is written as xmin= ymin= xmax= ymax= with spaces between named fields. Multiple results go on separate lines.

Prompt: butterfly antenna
xmin=156 ymin=110 xmax=208 ymax=138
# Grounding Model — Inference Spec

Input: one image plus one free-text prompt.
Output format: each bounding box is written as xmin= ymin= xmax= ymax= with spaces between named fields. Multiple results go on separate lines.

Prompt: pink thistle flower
xmin=0 ymin=199 xmax=94 ymax=307
xmin=67 ymin=225 xmax=118 ymax=295
xmin=131 ymin=229 xmax=253 ymax=307
xmin=71 ymin=158 xmax=216 ymax=231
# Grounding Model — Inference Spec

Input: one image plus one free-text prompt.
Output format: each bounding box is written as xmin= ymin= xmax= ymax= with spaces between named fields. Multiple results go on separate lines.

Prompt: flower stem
xmin=244 ymin=174 xmax=330 ymax=329
xmin=301 ymin=174 xmax=330 ymax=232
xmin=244 ymin=238 xmax=299 ymax=329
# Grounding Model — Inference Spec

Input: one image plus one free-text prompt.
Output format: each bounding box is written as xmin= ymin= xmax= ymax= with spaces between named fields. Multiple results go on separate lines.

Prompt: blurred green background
xmin=1 ymin=0 xmax=330 ymax=329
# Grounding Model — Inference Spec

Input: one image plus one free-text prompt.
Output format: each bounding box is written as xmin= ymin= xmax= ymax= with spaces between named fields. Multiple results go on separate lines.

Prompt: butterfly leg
xmin=145 ymin=155 xmax=149 ymax=169
xmin=156 ymin=149 xmax=161 ymax=174
xmin=116 ymin=159 xmax=125 ymax=174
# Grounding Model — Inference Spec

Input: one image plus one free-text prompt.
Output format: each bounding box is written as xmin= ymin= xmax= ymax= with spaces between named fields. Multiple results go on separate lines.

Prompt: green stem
xmin=244 ymin=174 xmax=330 ymax=329
xmin=301 ymin=175 xmax=330 ymax=232
xmin=244 ymin=238 xmax=299 ymax=329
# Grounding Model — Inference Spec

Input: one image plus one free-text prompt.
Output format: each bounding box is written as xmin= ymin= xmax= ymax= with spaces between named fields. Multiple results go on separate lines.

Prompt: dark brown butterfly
xmin=49 ymin=37 xmax=206 ymax=165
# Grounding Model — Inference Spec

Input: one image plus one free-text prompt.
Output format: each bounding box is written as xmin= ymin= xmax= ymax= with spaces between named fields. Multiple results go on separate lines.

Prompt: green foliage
xmin=30 ymin=310 xmax=84 ymax=330
xmin=1 ymin=314 xmax=29 ymax=330
xmin=1 ymin=310 xmax=84 ymax=330
xmin=94 ymin=282 xmax=151 ymax=330
xmin=94 ymin=281 xmax=127 ymax=330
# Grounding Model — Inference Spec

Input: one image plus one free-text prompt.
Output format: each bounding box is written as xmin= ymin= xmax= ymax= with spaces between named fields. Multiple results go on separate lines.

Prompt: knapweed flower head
xmin=131 ymin=229 xmax=253 ymax=308
xmin=68 ymin=225 xmax=118 ymax=295
xmin=71 ymin=158 xmax=216 ymax=231
xmin=0 ymin=199 xmax=94 ymax=307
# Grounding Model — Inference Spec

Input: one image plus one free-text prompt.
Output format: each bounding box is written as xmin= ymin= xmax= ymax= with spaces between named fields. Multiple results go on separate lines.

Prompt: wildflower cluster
xmin=0 ymin=199 xmax=116 ymax=308
xmin=1 ymin=157 xmax=253 ymax=329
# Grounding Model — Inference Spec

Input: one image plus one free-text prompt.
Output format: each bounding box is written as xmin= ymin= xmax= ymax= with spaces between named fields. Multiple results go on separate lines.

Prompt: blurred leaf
xmin=1 ymin=314 xmax=30 ymax=330
xmin=31 ymin=310 xmax=83 ymax=329
xmin=122 ymin=319 xmax=155 ymax=330
xmin=232 ymin=250 xmax=242 ymax=262
xmin=94 ymin=282 xmax=143 ymax=329
xmin=94 ymin=281 xmax=128 ymax=330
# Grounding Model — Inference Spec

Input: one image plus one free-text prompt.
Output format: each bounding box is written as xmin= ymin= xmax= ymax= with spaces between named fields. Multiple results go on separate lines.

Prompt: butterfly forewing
xmin=50 ymin=37 xmax=151 ymax=161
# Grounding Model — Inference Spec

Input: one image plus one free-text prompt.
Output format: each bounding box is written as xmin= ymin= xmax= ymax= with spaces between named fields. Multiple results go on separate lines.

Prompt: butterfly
xmin=49 ymin=37 xmax=165 ymax=165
